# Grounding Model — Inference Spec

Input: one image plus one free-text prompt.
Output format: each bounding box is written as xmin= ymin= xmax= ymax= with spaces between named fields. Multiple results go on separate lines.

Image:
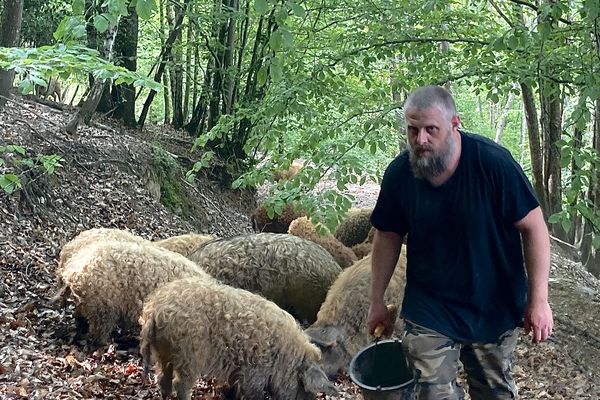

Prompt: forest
xmin=0 ymin=0 xmax=598 ymax=274
xmin=1 ymin=0 xmax=600 ymax=398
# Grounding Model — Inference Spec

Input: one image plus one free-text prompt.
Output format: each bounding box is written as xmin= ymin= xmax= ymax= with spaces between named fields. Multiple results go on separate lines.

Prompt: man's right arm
xmin=367 ymin=229 xmax=404 ymax=335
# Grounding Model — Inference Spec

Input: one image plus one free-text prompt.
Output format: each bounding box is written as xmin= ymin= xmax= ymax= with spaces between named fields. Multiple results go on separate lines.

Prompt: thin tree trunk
xmin=581 ymin=100 xmax=600 ymax=277
xmin=112 ymin=7 xmax=139 ymax=127
xmin=540 ymin=82 xmax=563 ymax=237
xmin=183 ymin=2 xmax=194 ymax=123
xmin=168 ymin=0 xmax=184 ymax=128
xmin=223 ymin=0 xmax=239 ymax=114
xmin=65 ymin=22 xmax=120 ymax=134
xmin=0 ymin=0 xmax=24 ymax=108
xmin=568 ymin=125 xmax=583 ymax=245
xmin=207 ymin=0 xmax=228 ymax=130
xmin=494 ymin=88 xmax=516 ymax=144
xmin=231 ymin=0 xmax=251 ymax=110
xmin=192 ymin=45 xmax=200 ymax=115
xmin=477 ymin=96 xmax=484 ymax=121
xmin=163 ymin=71 xmax=171 ymax=125
xmin=519 ymin=101 xmax=526 ymax=165
xmin=520 ymin=82 xmax=546 ymax=211
xmin=138 ymin=0 xmax=191 ymax=128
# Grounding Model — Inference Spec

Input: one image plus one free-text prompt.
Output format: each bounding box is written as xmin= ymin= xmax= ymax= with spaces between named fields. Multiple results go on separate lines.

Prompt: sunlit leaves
xmin=0 ymin=45 xmax=162 ymax=93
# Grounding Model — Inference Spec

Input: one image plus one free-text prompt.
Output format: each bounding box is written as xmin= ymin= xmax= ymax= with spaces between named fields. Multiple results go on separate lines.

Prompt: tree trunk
xmin=568 ymin=125 xmax=583 ymax=245
xmin=65 ymin=23 xmax=120 ymax=134
xmin=519 ymin=101 xmax=526 ymax=165
xmin=137 ymin=0 xmax=191 ymax=128
xmin=163 ymin=70 xmax=171 ymax=125
xmin=183 ymin=2 xmax=194 ymax=123
xmin=222 ymin=0 xmax=239 ymax=114
xmin=111 ymin=7 xmax=139 ymax=127
xmin=581 ymin=99 xmax=600 ymax=277
xmin=192 ymin=45 xmax=200 ymax=117
xmin=540 ymin=82 xmax=564 ymax=238
xmin=520 ymin=82 xmax=546 ymax=211
xmin=167 ymin=0 xmax=184 ymax=128
xmin=207 ymin=0 xmax=228 ymax=130
xmin=0 ymin=0 xmax=24 ymax=108
xmin=494 ymin=88 xmax=516 ymax=144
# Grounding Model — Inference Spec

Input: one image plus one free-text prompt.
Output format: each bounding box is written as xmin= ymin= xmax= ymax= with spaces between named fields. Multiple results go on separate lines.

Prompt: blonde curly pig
xmin=57 ymin=228 xmax=148 ymax=275
xmin=288 ymin=217 xmax=357 ymax=269
xmin=139 ymin=276 xmax=337 ymax=400
xmin=188 ymin=233 xmax=342 ymax=324
xmin=58 ymin=240 xmax=213 ymax=345
xmin=153 ymin=233 xmax=215 ymax=256
xmin=304 ymin=251 xmax=407 ymax=378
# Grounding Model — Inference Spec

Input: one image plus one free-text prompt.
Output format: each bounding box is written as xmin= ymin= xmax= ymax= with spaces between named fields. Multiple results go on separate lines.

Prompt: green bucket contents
xmin=348 ymin=338 xmax=415 ymax=400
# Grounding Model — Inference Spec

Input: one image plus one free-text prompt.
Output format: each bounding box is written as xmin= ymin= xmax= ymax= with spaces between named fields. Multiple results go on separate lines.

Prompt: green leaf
xmin=255 ymin=0 xmax=269 ymax=15
xmin=269 ymin=30 xmax=282 ymax=51
xmin=93 ymin=15 xmax=110 ymax=33
xmin=136 ymin=0 xmax=156 ymax=20
xmin=561 ymin=217 xmax=571 ymax=234
xmin=289 ymin=1 xmax=305 ymax=18
xmin=257 ymin=65 xmax=268 ymax=86
xmin=72 ymin=0 xmax=85 ymax=14
xmin=547 ymin=213 xmax=562 ymax=224
xmin=269 ymin=57 xmax=283 ymax=82
xmin=592 ymin=235 xmax=600 ymax=250
xmin=0 ymin=174 xmax=22 ymax=194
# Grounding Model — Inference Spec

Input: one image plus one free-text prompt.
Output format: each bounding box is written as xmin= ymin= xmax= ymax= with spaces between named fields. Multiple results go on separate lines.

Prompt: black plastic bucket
xmin=348 ymin=338 xmax=415 ymax=400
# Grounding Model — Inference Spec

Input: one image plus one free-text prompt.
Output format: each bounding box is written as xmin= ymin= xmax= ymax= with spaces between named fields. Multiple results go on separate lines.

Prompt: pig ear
xmin=304 ymin=326 xmax=344 ymax=348
xmin=301 ymin=363 xmax=338 ymax=396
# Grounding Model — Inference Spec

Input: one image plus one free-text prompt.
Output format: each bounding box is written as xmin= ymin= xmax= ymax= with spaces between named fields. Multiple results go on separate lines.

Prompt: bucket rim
xmin=348 ymin=338 xmax=415 ymax=392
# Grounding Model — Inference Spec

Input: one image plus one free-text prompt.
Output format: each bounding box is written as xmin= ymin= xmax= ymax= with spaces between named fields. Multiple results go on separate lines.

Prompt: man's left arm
xmin=514 ymin=206 xmax=554 ymax=343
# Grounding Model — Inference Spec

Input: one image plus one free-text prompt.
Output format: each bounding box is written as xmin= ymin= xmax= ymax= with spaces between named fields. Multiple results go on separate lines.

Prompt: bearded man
xmin=367 ymin=85 xmax=553 ymax=400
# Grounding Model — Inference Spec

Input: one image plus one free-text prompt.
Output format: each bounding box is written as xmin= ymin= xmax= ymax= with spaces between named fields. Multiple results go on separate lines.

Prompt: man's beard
xmin=408 ymin=131 xmax=456 ymax=179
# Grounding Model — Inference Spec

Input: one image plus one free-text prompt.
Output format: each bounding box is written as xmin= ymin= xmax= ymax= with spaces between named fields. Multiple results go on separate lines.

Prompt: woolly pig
xmin=57 ymin=228 xmax=147 ymax=274
xmin=334 ymin=208 xmax=373 ymax=247
xmin=188 ymin=233 xmax=342 ymax=323
xmin=304 ymin=251 xmax=407 ymax=378
xmin=252 ymin=202 xmax=306 ymax=233
xmin=153 ymin=233 xmax=215 ymax=256
xmin=274 ymin=160 xmax=303 ymax=181
xmin=58 ymin=240 xmax=213 ymax=344
xmin=139 ymin=277 xmax=337 ymax=400
xmin=350 ymin=227 xmax=376 ymax=259
xmin=288 ymin=216 xmax=357 ymax=269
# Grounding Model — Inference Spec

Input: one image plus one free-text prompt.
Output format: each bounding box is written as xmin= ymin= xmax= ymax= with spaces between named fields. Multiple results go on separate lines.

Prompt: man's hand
xmin=524 ymin=299 xmax=553 ymax=343
xmin=367 ymin=301 xmax=393 ymax=337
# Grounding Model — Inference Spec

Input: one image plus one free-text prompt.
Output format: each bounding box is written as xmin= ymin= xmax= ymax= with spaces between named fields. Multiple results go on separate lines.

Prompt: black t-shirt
xmin=371 ymin=131 xmax=540 ymax=343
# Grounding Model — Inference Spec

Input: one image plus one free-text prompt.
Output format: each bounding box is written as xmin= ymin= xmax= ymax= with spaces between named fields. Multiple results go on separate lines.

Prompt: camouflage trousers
xmin=402 ymin=320 xmax=519 ymax=400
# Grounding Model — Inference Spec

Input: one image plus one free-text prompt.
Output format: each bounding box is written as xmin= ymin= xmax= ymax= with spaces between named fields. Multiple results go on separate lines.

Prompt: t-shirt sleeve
xmin=490 ymin=149 xmax=540 ymax=223
xmin=370 ymin=158 xmax=409 ymax=236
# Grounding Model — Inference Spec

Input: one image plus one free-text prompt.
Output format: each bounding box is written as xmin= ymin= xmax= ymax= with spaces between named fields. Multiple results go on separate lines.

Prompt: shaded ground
xmin=1 ymin=98 xmax=599 ymax=399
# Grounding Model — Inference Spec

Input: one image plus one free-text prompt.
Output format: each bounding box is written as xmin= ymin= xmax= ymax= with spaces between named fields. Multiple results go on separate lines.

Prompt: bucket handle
xmin=372 ymin=304 xmax=399 ymax=341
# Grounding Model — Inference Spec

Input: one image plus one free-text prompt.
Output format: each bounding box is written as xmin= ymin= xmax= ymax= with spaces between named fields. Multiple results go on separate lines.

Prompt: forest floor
xmin=1 ymin=97 xmax=600 ymax=399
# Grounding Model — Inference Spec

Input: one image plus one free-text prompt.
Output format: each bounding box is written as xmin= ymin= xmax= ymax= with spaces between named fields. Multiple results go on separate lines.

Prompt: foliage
xmin=21 ymin=0 xmax=71 ymax=47
xmin=551 ymin=133 xmax=600 ymax=249
xmin=0 ymin=144 xmax=63 ymax=194
xmin=0 ymin=44 xmax=162 ymax=95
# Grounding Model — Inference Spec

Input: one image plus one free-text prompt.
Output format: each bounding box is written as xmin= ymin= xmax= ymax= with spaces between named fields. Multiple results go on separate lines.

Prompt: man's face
xmin=405 ymin=106 xmax=458 ymax=179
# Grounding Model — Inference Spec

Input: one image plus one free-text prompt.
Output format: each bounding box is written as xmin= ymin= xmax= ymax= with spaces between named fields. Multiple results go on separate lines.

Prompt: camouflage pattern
xmin=401 ymin=320 xmax=518 ymax=400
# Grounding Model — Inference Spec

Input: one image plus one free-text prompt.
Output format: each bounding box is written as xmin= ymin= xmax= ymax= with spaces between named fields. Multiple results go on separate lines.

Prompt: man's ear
xmin=451 ymin=115 xmax=461 ymax=129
